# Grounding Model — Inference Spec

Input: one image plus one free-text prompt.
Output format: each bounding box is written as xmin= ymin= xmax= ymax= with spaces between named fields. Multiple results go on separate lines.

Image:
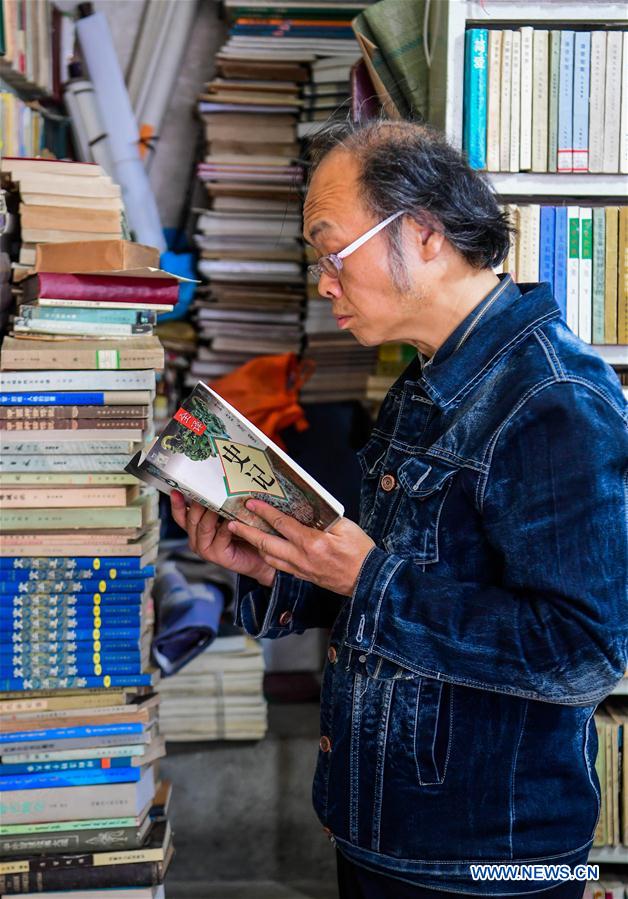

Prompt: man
xmin=172 ymin=121 xmax=628 ymax=898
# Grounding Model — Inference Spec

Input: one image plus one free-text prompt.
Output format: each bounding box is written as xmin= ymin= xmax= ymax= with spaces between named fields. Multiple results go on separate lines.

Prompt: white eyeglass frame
xmin=307 ymin=211 xmax=406 ymax=282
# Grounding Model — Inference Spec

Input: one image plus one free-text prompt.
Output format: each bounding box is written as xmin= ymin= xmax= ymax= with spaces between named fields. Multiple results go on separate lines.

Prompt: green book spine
xmin=566 ymin=207 xmax=580 ymax=334
xmin=548 ymin=30 xmax=561 ymax=173
xmin=0 ymin=505 xmax=143 ymax=531
xmin=592 ymin=207 xmax=606 ymax=343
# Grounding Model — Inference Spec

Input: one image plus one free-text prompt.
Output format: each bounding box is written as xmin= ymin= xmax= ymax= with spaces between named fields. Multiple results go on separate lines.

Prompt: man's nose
xmin=318 ymin=272 xmax=342 ymax=300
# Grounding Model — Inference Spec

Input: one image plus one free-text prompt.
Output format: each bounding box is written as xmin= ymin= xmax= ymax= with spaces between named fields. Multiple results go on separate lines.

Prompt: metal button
xmin=278 ymin=610 xmax=293 ymax=626
xmin=319 ymin=735 xmax=332 ymax=752
xmin=327 ymin=646 xmax=337 ymax=663
xmin=380 ymin=473 xmax=397 ymax=492
xmin=358 ymin=654 xmax=367 ymax=663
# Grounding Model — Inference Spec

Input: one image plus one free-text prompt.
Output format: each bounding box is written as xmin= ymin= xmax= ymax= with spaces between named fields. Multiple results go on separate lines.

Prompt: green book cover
xmin=547 ymin=30 xmax=561 ymax=173
xmin=592 ymin=207 xmax=606 ymax=343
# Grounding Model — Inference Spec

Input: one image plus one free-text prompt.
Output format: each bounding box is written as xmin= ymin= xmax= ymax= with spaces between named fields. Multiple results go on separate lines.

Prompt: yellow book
xmin=618 ymin=206 xmax=628 ymax=344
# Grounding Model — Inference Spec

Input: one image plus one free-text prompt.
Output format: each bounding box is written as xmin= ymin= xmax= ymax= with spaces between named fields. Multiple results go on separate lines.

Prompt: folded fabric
xmin=152 ymin=563 xmax=225 ymax=675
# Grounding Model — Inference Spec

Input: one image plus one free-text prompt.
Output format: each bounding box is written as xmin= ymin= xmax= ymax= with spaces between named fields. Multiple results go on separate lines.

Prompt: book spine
xmin=603 ymin=208 xmax=618 ymax=343
xmin=37 ymin=273 xmax=178 ymax=304
xmin=622 ymin=32 xmax=628 ymax=174
xmin=13 ymin=318 xmax=152 ymax=337
xmin=0 ymin=756 xmax=135 ymax=774
xmin=0 ymin=675 xmax=153 ymax=693
xmin=592 ymin=207 xmax=606 ymax=344
xmin=0 ymin=439 xmax=137 ymax=456
xmin=566 ymin=206 xmax=580 ymax=334
xmin=572 ymin=31 xmax=591 ymax=173
xmin=603 ymin=30 xmax=622 ymax=173
xmin=547 ymin=30 xmax=561 ymax=173
xmin=509 ymin=30 xmax=521 ymax=173
xmin=19 ymin=305 xmax=156 ymax=325
xmin=531 ymin=29 xmax=549 ymax=172
xmin=578 ymin=207 xmax=593 ymax=343
xmin=486 ymin=29 xmax=502 ymax=173
xmin=0 ymin=454 xmax=135 ymax=473
xmin=539 ymin=206 xmax=555 ymax=286
xmin=37 ymin=298 xmax=173 ymax=311
xmin=0 ymin=345 xmax=164 ymax=373
xmin=619 ymin=206 xmax=628 ymax=345
xmin=1 ymin=575 xmax=146 ymax=591
xmin=0 ymin=767 xmax=140 ymax=791
xmin=0 ymin=823 xmax=145 ymax=856
xmin=0 ymin=371 xmax=155 ymax=392
xmin=2 ymin=745 xmax=148 ymax=764
xmin=464 ymin=28 xmax=488 ymax=170
xmin=0 ymin=391 xmax=151 ymax=407
xmin=519 ymin=26 xmax=534 ymax=171
xmin=0 ymin=857 xmax=165 ymax=892
xmin=557 ymin=31 xmax=574 ymax=173
xmin=0 ymin=557 xmax=151 ymax=573
xmin=499 ymin=30 xmax=512 ymax=173
xmin=588 ymin=32 xmax=607 ymax=173
xmin=0 ymin=405 xmax=149 ymax=419
xmin=553 ymin=206 xmax=568 ymax=320
xmin=0 ymin=507 xmax=143 ymax=531
xmin=516 ymin=205 xmax=532 ymax=280
xmin=0 ymin=419 xmax=147 ymax=431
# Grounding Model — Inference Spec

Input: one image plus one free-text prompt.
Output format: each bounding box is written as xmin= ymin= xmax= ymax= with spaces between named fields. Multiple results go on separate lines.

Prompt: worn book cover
xmin=127 ymin=381 xmax=343 ymax=534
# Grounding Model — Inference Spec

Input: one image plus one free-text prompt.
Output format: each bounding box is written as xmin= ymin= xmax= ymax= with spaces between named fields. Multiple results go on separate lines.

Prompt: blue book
xmin=572 ymin=31 xmax=591 ymax=172
xmin=21 ymin=306 xmax=155 ymax=325
xmin=553 ymin=207 xmax=568 ymax=319
xmin=539 ymin=207 xmax=556 ymax=286
xmin=0 ymin=392 xmax=136 ymax=407
xmin=0 ymin=578 xmax=148 ymax=594
xmin=1 ymin=655 xmax=143 ymax=670
xmin=0 ymin=558 xmax=154 ymax=575
xmin=0 ymin=591 xmax=144 ymax=604
xmin=1 ymin=664 xmax=144 ymax=680
xmin=0 ymin=567 xmax=152 ymax=581
xmin=0 ymin=722 xmax=145 ymax=743
xmin=0 ymin=756 xmax=137 ymax=774
xmin=557 ymin=31 xmax=575 ymax=172
xmin=0 ymin=766 xmax=141 ymax=790
xmin=6 ymin=629 xmax=141 ymax=643
xmin=463 ymin=28 xmax=488 ymax=169
xmin=0 ymin=673 xmax=153 ymax=690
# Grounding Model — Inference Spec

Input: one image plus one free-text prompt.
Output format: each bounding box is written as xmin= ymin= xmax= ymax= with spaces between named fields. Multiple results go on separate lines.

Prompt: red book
xmin=23 ymin=273 xmax=178 ymax=306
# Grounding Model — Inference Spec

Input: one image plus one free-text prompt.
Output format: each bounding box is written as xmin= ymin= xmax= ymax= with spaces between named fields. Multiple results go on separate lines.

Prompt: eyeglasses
xmin=307 ymin=211 xmax=405 ymax=282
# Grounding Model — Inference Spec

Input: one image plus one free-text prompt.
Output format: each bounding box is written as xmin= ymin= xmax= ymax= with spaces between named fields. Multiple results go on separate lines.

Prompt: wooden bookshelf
xmin=590 ymin=847 xmax=628 ymax=863
xmin=488 ymin=173 xmax=627 ymax=197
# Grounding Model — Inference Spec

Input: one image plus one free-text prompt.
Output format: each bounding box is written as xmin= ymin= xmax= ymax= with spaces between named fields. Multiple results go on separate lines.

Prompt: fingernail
xmin=245 ymin=499 xmax=257 ymax=509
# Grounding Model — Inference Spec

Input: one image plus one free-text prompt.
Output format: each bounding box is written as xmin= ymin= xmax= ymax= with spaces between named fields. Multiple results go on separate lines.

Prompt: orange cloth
xmin=209 ymin=353 xmax=313 ymax=449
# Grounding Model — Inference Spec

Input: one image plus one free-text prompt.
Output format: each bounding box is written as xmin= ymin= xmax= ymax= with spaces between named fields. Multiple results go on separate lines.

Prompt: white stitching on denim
xmin=534 ymin=330 xmax=566 ymax=380
xmin=583 ymin=708 xmax=602 ymax=842
xmin=453 ymin=275 xmax=513 ymax=354
xmin=368 ymin=559 xmax=405 ymax=650
xmin=371 ymin=679 xmax=394 ymax=852
xmin=509 ymin=701 xmax=528 ymax=858
xmin=349 ymin=673 xmax=363 ymax=843
xmin=414 ymin=679 xmax=424 ymax=784
xmin=390 ymin=442 xmax=488 ymax=473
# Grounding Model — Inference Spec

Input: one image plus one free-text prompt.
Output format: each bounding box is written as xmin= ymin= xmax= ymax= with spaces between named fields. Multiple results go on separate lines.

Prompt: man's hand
xmin=226 ymin=499 xmax=376 ymax=597
xmin=170 ymin=491 xmax=277 ymax=587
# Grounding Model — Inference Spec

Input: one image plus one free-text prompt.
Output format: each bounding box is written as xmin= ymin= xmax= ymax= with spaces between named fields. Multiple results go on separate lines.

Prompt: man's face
xmin=303 ymin=150 xmax=427 ymax=347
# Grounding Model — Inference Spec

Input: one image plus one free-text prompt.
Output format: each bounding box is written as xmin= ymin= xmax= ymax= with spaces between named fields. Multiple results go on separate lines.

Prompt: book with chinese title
xmin=126 ymin=381 xmax=343 ymax=534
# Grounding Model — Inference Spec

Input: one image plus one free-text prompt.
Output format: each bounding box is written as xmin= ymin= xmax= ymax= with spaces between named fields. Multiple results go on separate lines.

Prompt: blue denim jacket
xmin=235 ymin=277 xmax=628 ymax=894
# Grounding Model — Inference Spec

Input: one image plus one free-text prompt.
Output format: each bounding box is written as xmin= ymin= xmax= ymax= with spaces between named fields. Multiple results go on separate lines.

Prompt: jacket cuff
xmin=234 ymin=571 xmax=308 ymax=638
xmin=345 ymin=546 xmax=404 ymax=652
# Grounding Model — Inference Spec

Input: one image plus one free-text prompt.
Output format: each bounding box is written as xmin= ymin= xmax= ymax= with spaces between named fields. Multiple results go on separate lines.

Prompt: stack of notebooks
xmin=500 ymin=204 xmax=628 ymax=345
xmin=0 ymin=236 xmax=178 ymax=896
xmin=0 ymin=157 xmax=124 ymax=278
xmin=157 ymin=634 xmax=267 ymax=742
xmin=463 ymin=27 xmax=628 ymax=173
xmin=594 ymin=701 xmax=628 ymax=849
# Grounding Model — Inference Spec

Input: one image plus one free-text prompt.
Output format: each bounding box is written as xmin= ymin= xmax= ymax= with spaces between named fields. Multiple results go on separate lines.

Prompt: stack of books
xmin=0 ymin=158 xmax=124 ymax=278
xmin=594 ymin=702 xmax=628 ymax=849
xmin=500 ymin=204 xmax=627 ymax=345
xmin=463 ymin=27 xmax=628 ymax=173
xmin=157 ymin=634 xmax=267 ymax=742
xmin=0 ymin=232 xmax=178 ymax=895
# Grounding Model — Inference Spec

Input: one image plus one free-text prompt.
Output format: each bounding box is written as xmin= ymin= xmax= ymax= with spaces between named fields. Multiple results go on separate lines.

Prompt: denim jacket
xmin=235 ymin=277 xmax=628 ymax=894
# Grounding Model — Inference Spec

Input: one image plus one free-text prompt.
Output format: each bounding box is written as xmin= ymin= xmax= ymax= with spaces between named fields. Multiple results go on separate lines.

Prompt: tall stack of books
xmin=0 ymin=229 xmax=178 ymax=893
xmin=1 ymin=158 xmax=124 ymax=279
xmin=463 ymin=27 xmax=628 ymax=173
xmin=500 ymin=203 xmax=627 ymax=345
xmin=157 ymin=634 xmax=267 ymax=742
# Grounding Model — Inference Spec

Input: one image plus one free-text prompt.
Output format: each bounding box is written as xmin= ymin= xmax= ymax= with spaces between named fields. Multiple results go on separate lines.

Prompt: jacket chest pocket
xmin=356 ymin=436 xmax=388 ymax=531
xmin=383 ymin=457 xmax=458 ymax=564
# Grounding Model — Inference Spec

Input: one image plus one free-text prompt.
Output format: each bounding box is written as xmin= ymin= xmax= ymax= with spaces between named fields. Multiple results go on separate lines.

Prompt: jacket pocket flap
xmin=397 ymin=457 xmax=458 ymax=498
xmin=356 ymin=436 xmax=387 ymax=477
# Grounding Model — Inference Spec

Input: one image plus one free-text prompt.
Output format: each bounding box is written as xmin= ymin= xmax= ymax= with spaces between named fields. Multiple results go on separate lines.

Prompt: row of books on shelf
xmin=595 ymin=702 xmax=628 ymax=849
xmin=464 ymin=27 xmax=628 ymax=174
xmin=0 ymin=88 xmax=53 ymax=159
xmin=500 ymin=204 xmax=627 ymax=346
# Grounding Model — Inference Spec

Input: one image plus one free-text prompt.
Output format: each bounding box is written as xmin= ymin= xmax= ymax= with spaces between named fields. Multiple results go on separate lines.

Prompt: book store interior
xmin=0 ymin=0 xmax=627 ymax=898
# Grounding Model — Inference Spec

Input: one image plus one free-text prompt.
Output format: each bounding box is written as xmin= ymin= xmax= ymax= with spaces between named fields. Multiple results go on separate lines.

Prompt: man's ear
xmin=421 ymin=230 xmax=445 ymax=262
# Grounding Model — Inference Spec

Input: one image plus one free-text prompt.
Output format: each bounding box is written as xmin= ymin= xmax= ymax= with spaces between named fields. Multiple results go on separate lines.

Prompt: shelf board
xmin=466 ymin=1 xmax=628 ymax=24
xmin=489 ymin=173 xmax=627 ymax=197
xmin=592 ymin=345 xmax=628 ymax=366
xmin=589 ymin=847 xmax=628 ymax=863
xmin=612 ymin=678 xmax=628 ymax=696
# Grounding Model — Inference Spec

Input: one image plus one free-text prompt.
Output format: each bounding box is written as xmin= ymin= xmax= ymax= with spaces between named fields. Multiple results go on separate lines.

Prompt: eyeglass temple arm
xmin=337 ymin=211 xmax=406 ymax=260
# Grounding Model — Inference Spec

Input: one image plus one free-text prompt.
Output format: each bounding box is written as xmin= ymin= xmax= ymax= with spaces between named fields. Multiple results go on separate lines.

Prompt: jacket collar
xmin=407 ymin=276 xmax=561 ymax=410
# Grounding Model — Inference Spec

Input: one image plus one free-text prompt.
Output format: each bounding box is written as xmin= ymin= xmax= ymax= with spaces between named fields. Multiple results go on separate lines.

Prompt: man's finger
xmin=170 ymin=491 xmax=188 ymax=530
xmin=245 ymin=499 xmax=310 ymax=545
xmin=228 ymin=518 xmax=299 ymax=566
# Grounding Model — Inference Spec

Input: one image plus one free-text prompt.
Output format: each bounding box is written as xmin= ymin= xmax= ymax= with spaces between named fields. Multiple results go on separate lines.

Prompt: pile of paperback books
xmin=0 ymin=182 xmax=178 ymax=891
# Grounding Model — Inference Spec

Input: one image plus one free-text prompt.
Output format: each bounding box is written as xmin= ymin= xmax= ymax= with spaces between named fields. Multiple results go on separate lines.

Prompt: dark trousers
xmin=336 ymin=852 xmax=587 ymax=899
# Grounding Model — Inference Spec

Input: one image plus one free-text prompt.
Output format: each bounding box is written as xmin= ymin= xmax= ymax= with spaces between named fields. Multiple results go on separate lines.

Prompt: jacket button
xmin=380 ymin=473 xmax=397 ymax=492
xmin=278 ymin=611 xmax=293 ymax=626
xmin=327 ymin=646 xmax=337 ymax=663
xmin=319 ymin=735 xmax=332 ymax=752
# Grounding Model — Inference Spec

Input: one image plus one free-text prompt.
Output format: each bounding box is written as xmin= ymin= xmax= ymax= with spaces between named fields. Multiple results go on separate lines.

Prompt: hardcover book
xmin=127 ymin=381 xmax=343 ymax=534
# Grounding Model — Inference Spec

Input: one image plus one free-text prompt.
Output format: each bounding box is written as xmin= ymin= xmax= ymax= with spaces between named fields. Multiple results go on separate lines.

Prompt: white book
xmin=510 ymin=31 xmax=522 ymax=172
xmin=622 ymin=32 xmax=628 ymax=174
xmin=505 ymin=205 xmax=519 ymax=277
xmin=578 ymin=208 xmax=593 ymax=343
xmin=588 ymin=32 xmax=607 ymax=173
xmin=531 ymin=30 xmax=549 ymax=172
xmin=566 ymin=206 xmax=580 ymax=335
xmin=516 ymin=205 xmax=540 ymax=282
xmin=487 ymin=29 xmax=502 ymax=172
xmin=0 ymin=370 xmax=156 ymax=392
xmin=499 ymin=31 xmax=513 ymax=172
xmin=519 ymin=27 xmax=534 ymax=171
xmin=547 ymin=30 xmax=561 ymax=172
xmin=603 ymin=30 xmax=623 ymax=172
xmin=0 ymin=454 xmax=134 ymax=473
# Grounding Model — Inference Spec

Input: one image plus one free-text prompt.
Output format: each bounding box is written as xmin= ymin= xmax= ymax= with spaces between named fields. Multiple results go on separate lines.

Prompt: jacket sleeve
xmin=343 ymin=382 xmax=628 ymax=705
xmin=234 ymin=572 xmax=344 ymax=638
